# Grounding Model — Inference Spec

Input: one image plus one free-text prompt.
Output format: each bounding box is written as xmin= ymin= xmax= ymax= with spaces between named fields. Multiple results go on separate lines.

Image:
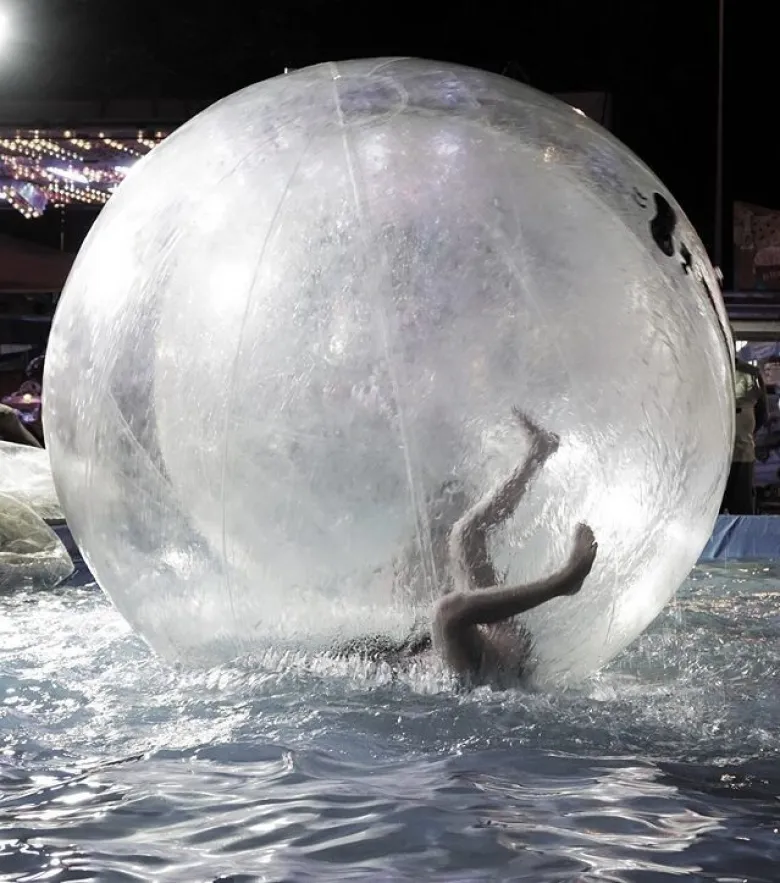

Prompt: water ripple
xmin=0 ymin=566 xmax=778 ymax=880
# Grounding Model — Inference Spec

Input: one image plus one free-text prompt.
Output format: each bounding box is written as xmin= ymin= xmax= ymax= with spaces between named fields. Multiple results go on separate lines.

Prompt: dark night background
xmin=0 ymin=0 xmax=772 ymax=288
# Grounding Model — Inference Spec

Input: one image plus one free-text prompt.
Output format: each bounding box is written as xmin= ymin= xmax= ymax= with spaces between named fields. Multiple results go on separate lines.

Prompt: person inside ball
xmin=333 ymin=409 xmax=598 ymax=687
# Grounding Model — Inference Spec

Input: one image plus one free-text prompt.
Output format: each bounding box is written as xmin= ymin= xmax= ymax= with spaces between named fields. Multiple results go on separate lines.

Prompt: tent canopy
xmin=0 ymin=235 xmax=74 ymax=293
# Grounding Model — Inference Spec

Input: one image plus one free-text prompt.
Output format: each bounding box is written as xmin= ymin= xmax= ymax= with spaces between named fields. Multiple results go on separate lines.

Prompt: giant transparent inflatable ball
xmin=0 ymin=494 xmax=73 ymax=591
xmin=45 ymin=59 xmax=734 ymax=686
xmin=0 ymin=440 xmax=64 ymax=522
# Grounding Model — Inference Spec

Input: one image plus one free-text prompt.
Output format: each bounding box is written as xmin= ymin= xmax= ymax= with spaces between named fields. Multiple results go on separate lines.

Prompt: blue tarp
xmin=698 ymin=514 xmax=780 ymax=561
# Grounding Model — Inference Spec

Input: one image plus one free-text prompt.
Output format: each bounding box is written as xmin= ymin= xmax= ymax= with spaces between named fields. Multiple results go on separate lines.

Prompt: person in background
xmin=21 ymin=354 xmax=45 ymax=445
xmin=721 ymin=358 xmax=768 ymax=515
xmin=25 ymin=355 xmax=45 ymax=387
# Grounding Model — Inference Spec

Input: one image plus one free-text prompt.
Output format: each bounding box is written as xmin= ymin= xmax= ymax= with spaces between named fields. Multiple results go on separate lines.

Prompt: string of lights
xmin=0 ymin=129 xmax=168 ymax=218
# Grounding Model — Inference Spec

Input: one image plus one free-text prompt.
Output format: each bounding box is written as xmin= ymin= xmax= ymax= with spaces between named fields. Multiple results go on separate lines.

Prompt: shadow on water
xmin=0 ymin=562 xmax=778 ymax=881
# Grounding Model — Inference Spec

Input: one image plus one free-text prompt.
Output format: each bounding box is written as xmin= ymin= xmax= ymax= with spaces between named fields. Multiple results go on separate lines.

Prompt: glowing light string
xmin=0 ymin=128 xmax=169 ymax=218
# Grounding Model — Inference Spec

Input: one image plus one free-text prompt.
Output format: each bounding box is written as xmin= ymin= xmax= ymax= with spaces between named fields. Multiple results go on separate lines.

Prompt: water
xmin=1 ymin=563 xmax=778 ymax=882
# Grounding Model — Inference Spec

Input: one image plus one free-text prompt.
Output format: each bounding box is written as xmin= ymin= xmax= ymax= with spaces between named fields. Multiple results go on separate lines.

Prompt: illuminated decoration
xmin=0 ymin=128 xmax=169 ymax=218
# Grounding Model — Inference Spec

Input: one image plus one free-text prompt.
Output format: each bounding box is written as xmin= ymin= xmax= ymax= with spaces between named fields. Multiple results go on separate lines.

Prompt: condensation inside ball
xmin=44 ymin=58 xmax=734 ymax=686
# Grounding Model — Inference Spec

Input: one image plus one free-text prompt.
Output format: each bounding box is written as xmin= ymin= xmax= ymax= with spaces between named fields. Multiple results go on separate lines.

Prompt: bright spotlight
xmin=0 ymin=12 xmax=9 ymax=48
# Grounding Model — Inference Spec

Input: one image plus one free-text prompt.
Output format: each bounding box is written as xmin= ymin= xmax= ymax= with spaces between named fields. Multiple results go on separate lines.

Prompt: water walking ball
xmin=44 ymin=59 xmax=734 ymax=686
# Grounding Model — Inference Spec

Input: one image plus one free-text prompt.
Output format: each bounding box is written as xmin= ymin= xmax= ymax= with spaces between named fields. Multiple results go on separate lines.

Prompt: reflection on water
xmin=0 ymin=563 xmax=778 ymax=881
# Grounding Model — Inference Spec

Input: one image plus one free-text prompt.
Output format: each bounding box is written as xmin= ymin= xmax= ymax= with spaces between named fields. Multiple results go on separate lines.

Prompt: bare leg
xmin=434 ymin=523 xmax=598 ymax=676
xmin=436 ymin=409 xmax=597 ymax=677
xmin=449 ymin=408 xmax=560 ymax=589
xmin=388 ymin=415 xmax=555 ymax=658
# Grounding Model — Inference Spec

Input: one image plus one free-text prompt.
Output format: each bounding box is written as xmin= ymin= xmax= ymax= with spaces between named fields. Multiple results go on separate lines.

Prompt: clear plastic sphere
xmin=44 ymin=59 xmax=734 ymax=686
xmin=0 ymin=440 xmax=64 ymax=522
xmin=0 ymin=494 xmax=73 ymax=590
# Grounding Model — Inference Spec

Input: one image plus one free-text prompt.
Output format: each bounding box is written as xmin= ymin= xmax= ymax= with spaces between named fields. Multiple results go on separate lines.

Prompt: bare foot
xmin=511 ymin=406 xmax=560 ymax=460
xmin=561 ymin=522 xmax=598 ymax=595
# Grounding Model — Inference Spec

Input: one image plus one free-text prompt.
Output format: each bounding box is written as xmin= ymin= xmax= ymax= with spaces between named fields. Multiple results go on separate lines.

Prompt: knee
xmin=433 ymin=591 xmax=470 ymax=632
